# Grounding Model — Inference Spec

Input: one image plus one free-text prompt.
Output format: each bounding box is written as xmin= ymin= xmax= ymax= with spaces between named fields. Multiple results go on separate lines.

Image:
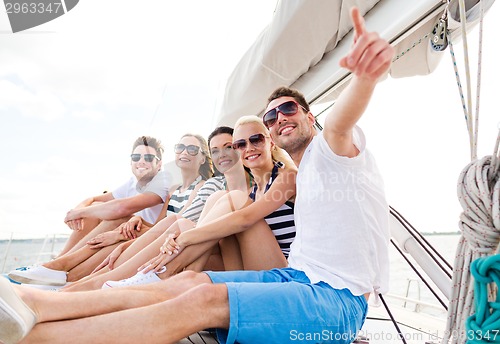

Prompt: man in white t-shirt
xmin=6 ymin=136 xmax=171 ymax=286
xmin=58 ymin=135 xmax=169 ymax=255
xmin=0 ymin=8 xmax=392 ymax=344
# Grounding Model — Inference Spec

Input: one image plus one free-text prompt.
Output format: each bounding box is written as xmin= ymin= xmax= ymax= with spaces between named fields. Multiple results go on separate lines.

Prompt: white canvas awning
xmin=217 ymin=0 xmax=495 ymax=126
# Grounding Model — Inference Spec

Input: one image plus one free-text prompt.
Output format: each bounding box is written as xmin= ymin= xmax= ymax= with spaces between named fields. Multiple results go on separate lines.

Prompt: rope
xmin=447 ymin=0 xmax=485 ymax=161
xmin=459 ymin=0 xmax=475 ymax=160
xmin=442 ymin=1 xmax=500 ymax=342
xmin=465 ymin=255 xmax=500 ymax=343
xmin=443 ymin=155 xmax=500 ymax=343
xmin=392 ymin=33 xmax=432 ymax=63
xmin=391 ymin=206 xmax=454 ymax=274
xmin=391 ymin=239 xmax=449 ymax=310
xmin=379 ymin=294 xmax=408 ymax=344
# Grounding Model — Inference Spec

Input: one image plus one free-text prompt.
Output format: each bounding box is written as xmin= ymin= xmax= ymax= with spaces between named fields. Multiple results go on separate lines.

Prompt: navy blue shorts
xmin=205 ymin=268 xmax=368 ymax=344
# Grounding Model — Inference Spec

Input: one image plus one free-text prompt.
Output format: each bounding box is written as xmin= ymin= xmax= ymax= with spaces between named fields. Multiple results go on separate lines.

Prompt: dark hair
xmin=267 ymin=86 xmax=310 ymax=112
xmin=132 ymin=136 xmax=164 ymax=160
xmin=180 ymin=134 xmax=214 ymax=180
xmin=208 ymin=126 xmax=234 ymax=147
xmin=207 ymin=126 xmax=235 ymax=177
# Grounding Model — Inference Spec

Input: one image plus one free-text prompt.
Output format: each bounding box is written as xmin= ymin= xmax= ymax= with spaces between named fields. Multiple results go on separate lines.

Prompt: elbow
xmin=239 ymin=214 xmax=253 ymax=232
xmin=114 ymin=203 xmax=134 ymax=218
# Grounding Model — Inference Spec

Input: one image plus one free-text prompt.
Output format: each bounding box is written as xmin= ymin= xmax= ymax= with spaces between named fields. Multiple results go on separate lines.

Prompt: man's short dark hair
xmin=267 ymin=87 xmax=310 ymax=112
xmin=132 ymin=136 xmax=164 ymax=161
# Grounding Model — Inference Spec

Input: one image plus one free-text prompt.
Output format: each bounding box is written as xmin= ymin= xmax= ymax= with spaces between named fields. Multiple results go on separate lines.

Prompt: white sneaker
xmin=102 ymin=267 xmax=166 ymax=289
xmin=0 ymin=277 xmax=37 ymax=344
xmin=7 ymin=265 xmax=67 ymax=286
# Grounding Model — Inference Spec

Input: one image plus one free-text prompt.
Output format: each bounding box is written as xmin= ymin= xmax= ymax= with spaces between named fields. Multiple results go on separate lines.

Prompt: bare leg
xmin=203 ymin=244 xmax=226 ymax=271
xmin=237 ymin=220 xmax=287 ymax=269
xmin=65 ymin=218 xmax=129 ymax=255
xmin=56 ymin=217 xmax=101 ymax=257
xmin=219 ymin=235 xmax=243 ymax=270
xmin=21 ymin=277 xmax=229 ymax=344
xmin=162 ymin=190 xmax=285 ymax=274
xmin=63 ymin=217 xmax=195 ymax=291
xmin=44 ymin=242 xmax=118 ymax=272
xmin=9 ymin=271 xmax=229 ymax=344
xmin=110 ymin=215 xmax=181 ymax=267
xmin=197 ymin=190 xmax=287 ymax=271
xmin=66 ymin=244 xmax=119 ymax=282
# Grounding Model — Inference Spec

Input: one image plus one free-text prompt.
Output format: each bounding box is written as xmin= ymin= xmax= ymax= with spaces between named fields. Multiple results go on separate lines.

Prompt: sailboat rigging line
xmin=367 ymin=317 xmax=445 ymax=341
xmin=444 ymin=2 xmax=496 ymax=340
xmin=391 ymin=32 xmax=432 ymax=64
xmin=390 ymin=207 xmax=453 ymax=276
xmin=459 ymin=0 xmax=475 ymax=160
xmin=491 ymin=129 xmax=500 ymax=181
xmin=448 ymin=40 xmax=471 ymax=152
xmin=447 ymin=0 xmax=485 ymax=161
xmin=148 ymin=82 xmax=169 ymax=129
xmin=379 ymin=293 xmax=409 ymax=344
xmin=474 ymin=0 xmax=484 ymax=160
xmin=391 ymin=239 xmax=449 ymax=310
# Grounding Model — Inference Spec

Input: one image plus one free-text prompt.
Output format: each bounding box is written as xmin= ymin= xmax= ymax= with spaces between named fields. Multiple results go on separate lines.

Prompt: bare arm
xmin=65 ymin=192 xmax=115 ymax=231
xmin=74 ymin=192 xmax=115 ymax=208
xmin=64 ymin=192 xmax=163 ymax=222
xmin=177 ymin=168 xmax=296 ymax=247
xmin=324 ymin=7 xmax=394 ymax=157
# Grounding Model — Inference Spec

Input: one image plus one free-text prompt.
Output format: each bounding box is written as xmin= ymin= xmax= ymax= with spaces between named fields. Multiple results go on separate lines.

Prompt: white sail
xmin=217 ymin=0 xmax=495 ymax=126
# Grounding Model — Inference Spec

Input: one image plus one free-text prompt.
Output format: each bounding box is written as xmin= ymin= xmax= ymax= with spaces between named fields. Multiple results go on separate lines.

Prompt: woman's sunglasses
xmin=174 ymin=143 xmax=201 ymax=156
xmin=263 ymin=100 xmax=308 ymax=129
xmin=232 ymin=133 xmax=267 ymax=151
xmin=130 ymin=154 xmax=159 ymax=163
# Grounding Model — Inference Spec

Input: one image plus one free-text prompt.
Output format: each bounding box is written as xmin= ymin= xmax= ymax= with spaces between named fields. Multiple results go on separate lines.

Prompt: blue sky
xmin=0 ymin=1 xmax=499 ymax=239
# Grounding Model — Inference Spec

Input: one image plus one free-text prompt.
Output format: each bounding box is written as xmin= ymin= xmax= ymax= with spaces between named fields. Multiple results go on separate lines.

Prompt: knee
xmin=191 ymin=282 xmax=227 ymax=305
xmin=174 ymin=270 xmax=209 ymax=285
xmin=224 ymin=190 xmax=251 ymax=210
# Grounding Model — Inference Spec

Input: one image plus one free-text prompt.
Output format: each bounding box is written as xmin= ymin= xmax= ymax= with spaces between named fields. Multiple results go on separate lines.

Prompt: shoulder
xmin=277 ymin=164 xmax=297 ymax=182
xmin=316 ymin=126 xmax=366 ymax=158
xmin=169 ymin=184 xmax=181 ymax=194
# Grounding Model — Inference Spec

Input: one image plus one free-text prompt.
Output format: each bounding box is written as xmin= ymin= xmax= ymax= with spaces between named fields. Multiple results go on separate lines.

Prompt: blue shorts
xmin=205 ymin=268 xmax=368 ymax=344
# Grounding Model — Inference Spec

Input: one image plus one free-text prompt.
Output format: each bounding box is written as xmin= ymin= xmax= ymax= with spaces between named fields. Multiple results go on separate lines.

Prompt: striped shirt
xmin=181 ymin=176 xmax=226 ymax=223
xmin=167 ymin=176 xmax=203 ymax=216
xmin=249 ymin=163 xmax=295 ymax=257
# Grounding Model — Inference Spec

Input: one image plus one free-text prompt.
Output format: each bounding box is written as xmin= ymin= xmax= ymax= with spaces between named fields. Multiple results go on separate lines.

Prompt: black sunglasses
xmin=263 ymin=100 xmax=307 ymax=129
xmin=130 ymin=154 xmax=159 ymax=163
xmin=232 ymin=133 xmax=267 ymax=151
xmin=174 ymin=143 xmax=201 ymax=156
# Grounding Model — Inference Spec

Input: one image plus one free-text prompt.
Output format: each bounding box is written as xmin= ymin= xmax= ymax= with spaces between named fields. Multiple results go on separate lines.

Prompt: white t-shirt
xmin=287 ymin=127 xmax=390 ymax=296
xmin=112 ymin=171 xmax=170 ymax=224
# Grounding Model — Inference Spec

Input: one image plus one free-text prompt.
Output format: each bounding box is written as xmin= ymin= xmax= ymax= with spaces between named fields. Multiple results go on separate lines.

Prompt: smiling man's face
xmin=265 ymin=96 xmax=314 ymax=157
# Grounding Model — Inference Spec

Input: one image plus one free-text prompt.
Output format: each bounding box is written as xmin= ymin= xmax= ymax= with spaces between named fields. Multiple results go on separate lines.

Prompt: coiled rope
xmin=443 ymin=0 xmax=500 ymax=342
xmin=465 ymin=255 xmax=500 ymax=343
xmin=444 ymin=155 xmax=500 ymax=343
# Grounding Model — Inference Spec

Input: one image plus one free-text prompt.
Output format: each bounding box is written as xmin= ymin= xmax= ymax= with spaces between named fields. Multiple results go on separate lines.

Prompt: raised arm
xmin=324 ymin=7 xmax=394 ymax=157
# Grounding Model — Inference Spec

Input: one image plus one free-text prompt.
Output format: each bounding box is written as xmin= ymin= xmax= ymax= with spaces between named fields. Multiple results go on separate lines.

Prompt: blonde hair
xmin=234 ymin=115 xmax=296 ymax=169
xmin=180 ymin=133 xmax=214 ymax=180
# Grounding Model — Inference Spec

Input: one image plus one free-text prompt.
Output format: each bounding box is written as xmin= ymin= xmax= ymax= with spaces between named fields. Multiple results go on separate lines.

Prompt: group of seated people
xmin=8 ymin=116 xmax=298 ymax=292
xmin=0 ymin=7 xmax=392 ymax=344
